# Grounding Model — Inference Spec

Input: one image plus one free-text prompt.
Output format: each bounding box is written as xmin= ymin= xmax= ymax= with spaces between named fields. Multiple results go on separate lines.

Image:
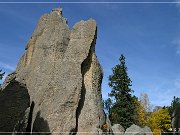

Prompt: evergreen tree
xmin=104 ymin=98 xmax=113 ymax=116
xmin=108 ymin=54 xmax=136 ymax=129
xmin=0 ymin=69 xmax=5 ymax=87
xmin=166 ymin=96 xmax=180 ymax=117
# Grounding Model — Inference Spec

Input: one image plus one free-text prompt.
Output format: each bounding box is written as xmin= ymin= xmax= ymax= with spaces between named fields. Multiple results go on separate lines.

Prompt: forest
xmin=103 ymin=54 xmax=180 ymax=135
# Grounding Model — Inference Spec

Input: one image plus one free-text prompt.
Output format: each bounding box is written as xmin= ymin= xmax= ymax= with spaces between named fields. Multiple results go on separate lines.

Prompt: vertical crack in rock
xmin=26 ymin=101 xmax=35 ymax=133
xmin=72 ymin=27 xmax=105 ymax=135
xmin=72 ymin=40 xmax=94 ymax=135
xmin=75 ymin=27 xmax=105 ymax=135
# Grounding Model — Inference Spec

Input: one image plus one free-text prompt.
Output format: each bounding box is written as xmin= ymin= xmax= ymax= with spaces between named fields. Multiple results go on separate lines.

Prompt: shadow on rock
xmin=0 ymin=78 xmax=30 ymax=134
xmin=32 ymin=111 xmax=51 ymax=135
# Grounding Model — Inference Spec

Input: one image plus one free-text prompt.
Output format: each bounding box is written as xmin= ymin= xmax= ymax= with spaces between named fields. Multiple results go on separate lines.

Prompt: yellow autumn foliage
xmin=134 ymin=99 xmax=147 ymax=127
xmin=152 ymin=129 xmax=161 ymax=135
xmin=147 ymin=108 xmax=171 ymax=135
xmin=134 ymin=93 xmax=152 ymax=127
xmin=102 ymin=123 xmax=108 ymax=131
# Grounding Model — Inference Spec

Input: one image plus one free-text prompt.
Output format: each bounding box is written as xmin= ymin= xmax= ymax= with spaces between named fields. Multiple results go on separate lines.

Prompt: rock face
xmin=124 ymin=124 xmax=153 ymax=135
xmin=0 ymin=8 xmax=105 ymax=134
xmin=172 ymin=106 xmax=180 ymax=133
xmin=112 ymin=124 xmax=125 ymax=135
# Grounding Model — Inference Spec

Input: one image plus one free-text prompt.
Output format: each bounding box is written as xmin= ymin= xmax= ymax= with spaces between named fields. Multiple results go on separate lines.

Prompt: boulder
xmin=112 ymin=124 xmax=125 ymax=135
xmin=93 ymin=128 xmax=104 ymax=135
xmin=142 ymin=126 xmax=153 ymax=135
xmin=124 ymin=124 xmax=152 ymax=135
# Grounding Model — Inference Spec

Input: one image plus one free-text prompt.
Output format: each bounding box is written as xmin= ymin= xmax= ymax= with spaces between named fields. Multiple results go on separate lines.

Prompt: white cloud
xmin=149 ymin=78 xmax=180 ymax=106
xmin=0 ymin=61 xmax=15 ymax=71
xmin=0 ymin=62 xmax=15 ymax=84
xmin=2 ymin=73 xmax=8 ymax=82
xmin=151 ymin=89 xmax=172 ymax=106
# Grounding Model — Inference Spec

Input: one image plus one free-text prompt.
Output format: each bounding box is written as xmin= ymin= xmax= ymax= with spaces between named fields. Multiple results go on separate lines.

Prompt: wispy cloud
xmin=175 ymin=0 xmax=180 ymax=10
xmin=0 ymin=5 xmax=36 ymax=25
xmin=0 ymin=62 xmax=15 ymax=84
xmin=2 ymin=73 xmax=8 ymax=82
xmin=152 ymin=79 xmax=180 ymax=106
xmin=172 ymin=39 xmax=180 ymax=54
xmin=175 ymin=78 xmax=180 ymax=88
xmin=151 ymin=88 xmax=174 ymax=107
xmin=0 ymin=61 xmax=15 ymax=71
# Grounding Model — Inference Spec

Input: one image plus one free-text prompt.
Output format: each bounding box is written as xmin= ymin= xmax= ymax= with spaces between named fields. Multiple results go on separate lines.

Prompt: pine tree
xmin=104 ymin=98 xmax=113 ymax=116
xmin=0 ymin=69 xmax=5 ymax=86
xmin=166 ymin=96 xmax=180 ymax=117
xmin=108 ymin=54 xmax=136 ymax=129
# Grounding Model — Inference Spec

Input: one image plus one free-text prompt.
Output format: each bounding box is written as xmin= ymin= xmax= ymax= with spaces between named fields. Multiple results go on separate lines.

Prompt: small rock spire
xmin=51 ymin=8 xmax=62 ymax=16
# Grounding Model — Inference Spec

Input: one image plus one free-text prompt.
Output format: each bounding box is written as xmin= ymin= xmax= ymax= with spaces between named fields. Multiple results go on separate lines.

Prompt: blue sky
xmin=0 ymin=0 xmax=180 ymax=107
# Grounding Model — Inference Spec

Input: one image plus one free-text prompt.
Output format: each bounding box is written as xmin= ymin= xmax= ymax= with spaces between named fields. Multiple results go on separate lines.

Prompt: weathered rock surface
xmin=124 ymin=124 xmax=153 ymax=135
xmin=142 ymin=126 xmax=153 ymax=135
xmin=93 ymin=128 xmax=104 ymax=135
xmin=0 ymin=8 xmax=105 ymax=134
xmin=112 ymin=124 xmax=125 ymax=135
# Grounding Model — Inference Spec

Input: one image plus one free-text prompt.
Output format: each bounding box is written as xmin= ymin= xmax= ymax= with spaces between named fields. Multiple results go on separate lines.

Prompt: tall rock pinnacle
xmin=0 ymin=8 xmax=105 ymax=134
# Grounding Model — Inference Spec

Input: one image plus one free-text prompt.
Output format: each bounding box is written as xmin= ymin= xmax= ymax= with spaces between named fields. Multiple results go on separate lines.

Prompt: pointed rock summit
xmin=0 ymin=8 xmax=105 ymax=134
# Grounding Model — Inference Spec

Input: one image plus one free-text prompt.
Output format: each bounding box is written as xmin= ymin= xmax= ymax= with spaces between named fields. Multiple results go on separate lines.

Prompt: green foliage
xmin=0 ymin=69 xmax=5 ymax=80
xmin=0 ymin=69 xmax=5 ymax=83
xmin=108 ymin=54 xmax=137 ymax=129
xmin=104 ymin=98 xmax=113 ymax=116
xmin=109 ymin=55 xmax=133 ymax=98
xmin=165 ymin=96 xmax=180 ymax=117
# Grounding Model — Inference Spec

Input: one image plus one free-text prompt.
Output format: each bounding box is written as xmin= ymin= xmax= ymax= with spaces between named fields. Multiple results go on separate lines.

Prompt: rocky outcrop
xmin=0 ymin=8 xmax=105 ymax=134
xmin=112 ymin=124 xmax=125 ymax=135
xmin=124 ymin=124 xmax=153 ymax=135
xmin=172 ymin=106 xmax=180 ymax=134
